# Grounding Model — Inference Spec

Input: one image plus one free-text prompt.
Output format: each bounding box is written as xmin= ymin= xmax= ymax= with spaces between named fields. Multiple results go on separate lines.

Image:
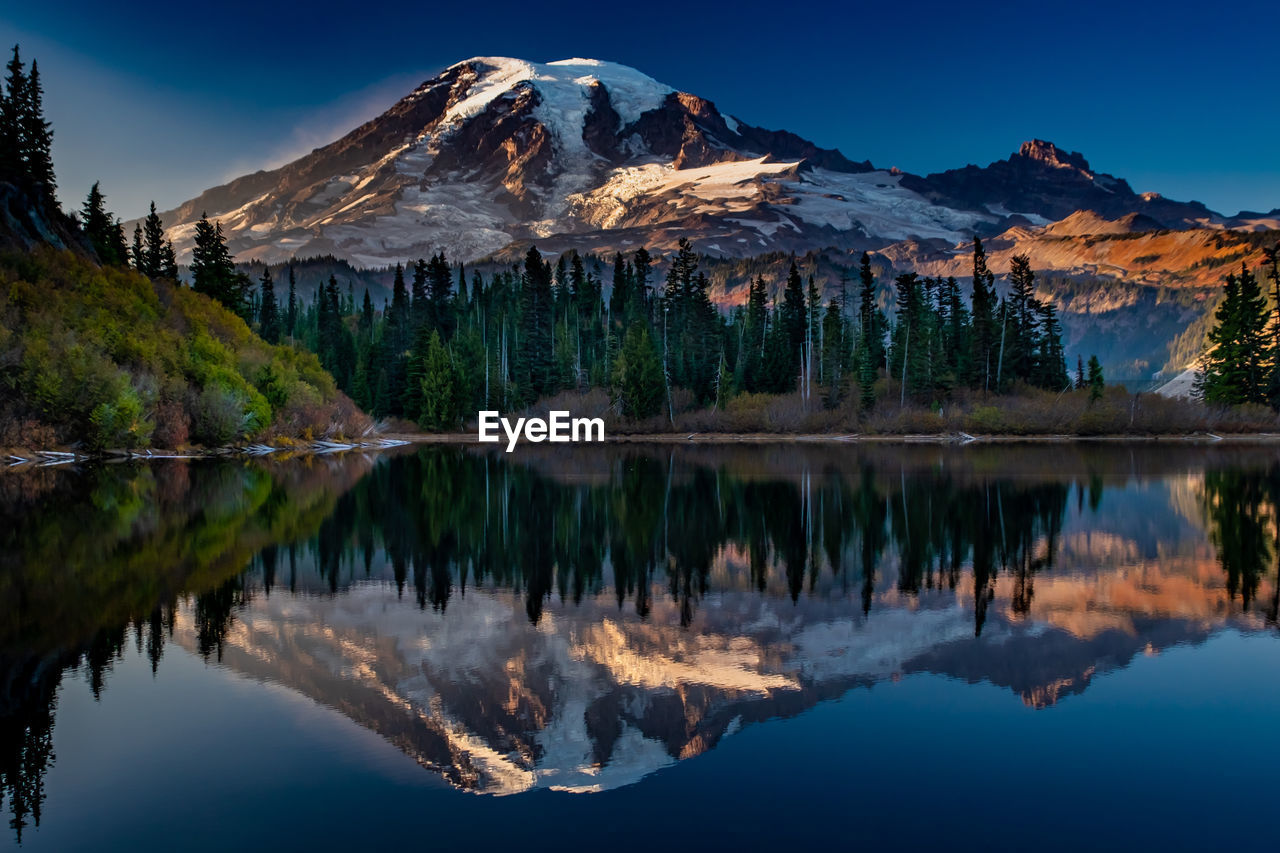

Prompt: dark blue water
xmin=2 ymin=444 xmax=1279 ymax=851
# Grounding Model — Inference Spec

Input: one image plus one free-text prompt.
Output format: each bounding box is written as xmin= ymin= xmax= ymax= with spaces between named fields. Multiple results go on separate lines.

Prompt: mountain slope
xmin=153 ymin=57 xmax=1024 ymax=265
xmin=154 ymin=57 xmax=1257 ymax=272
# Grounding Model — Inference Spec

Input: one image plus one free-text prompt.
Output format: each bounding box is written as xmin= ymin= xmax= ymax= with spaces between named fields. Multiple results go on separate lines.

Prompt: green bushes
xmin=0 ymin=248 xmax=363 ymax=449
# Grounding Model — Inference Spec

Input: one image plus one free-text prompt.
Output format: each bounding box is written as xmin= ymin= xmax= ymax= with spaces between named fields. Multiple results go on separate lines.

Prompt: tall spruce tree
xmin=968 ymin=237 xmax=998 ymax=391
xmin=82 ymin=183 xmax=124 ymax=265
xmin=190 ymin=213 xmax=249 ymax=317
xmin=1 ymin=46 xmax=28 ymax=181
xmin=258 ymin=268 xmax=280 ymax=344
xmin=21 ymin=59 xmax=53 ymax=194
xmin=285 ymin=265 xmax=299 ymax=339
xmin=1201 ymin=264 xmax=1272 ymax=405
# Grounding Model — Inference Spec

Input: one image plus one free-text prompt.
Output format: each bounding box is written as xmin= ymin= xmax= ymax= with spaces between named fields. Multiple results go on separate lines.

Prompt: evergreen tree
xmin=129 ymin=224 xmax=145 ymax=273
xmin=820 ymin=299 xmax=847 ymax=407
xmin=82 ymin=182 xmax=126 ymax=265
xmin=1034 ymin=299 xmax=1069 ymax=390
xmin=426 ymin=252 xmax=454 ymax=340
xmin=740 ymin=275 xmax=768 ymax=391
xmin=141 ymin=202 xmax=164 ymax=276
xmin=1006 ymin=254 xmax=1039 ymax=385
xmin=1201 ymin=264 xmax=1272 ymax=405
xmin=613 ymin=324 xmax=664 ymax=419
xmin=190 ymin=213 xmax=249 ymax=316
xmin=385 ymin=263 xmax=411 ymax=416
xmin=285 ymin=265 xmax=299 ymax=339
xmin=418 ymin=330 xmax=461 ymax=431
xmin=0 ymin=45 xmax=28 ymax=181
xmin=516 ymin=246 xmax=555 ymax=404
xmin=258 ymin=268 xmax=280 ymax=344
xmin=20 ymin=59 xmax=53 ymax=194
xmin=1087 ymin=355 xmax=1105 ymax=403
xmin=941 ymin=275 xmax=971 ymax=382
xmin=780 ymin=260 xmax=807 ymax=380
xmin=969 ymin=237 xmax=998 ymax=391
xmin=856 ymin=252 xmax=886 ymax=371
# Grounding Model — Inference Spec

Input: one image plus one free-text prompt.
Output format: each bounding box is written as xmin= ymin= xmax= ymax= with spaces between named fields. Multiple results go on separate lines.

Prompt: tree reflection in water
xmin=2 ymin=444 xmax=1279 ymax=838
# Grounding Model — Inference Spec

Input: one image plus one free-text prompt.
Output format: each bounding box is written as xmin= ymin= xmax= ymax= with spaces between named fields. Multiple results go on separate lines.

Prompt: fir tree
xmin=1201 ymin=264 xmax=1272 ymax=405
xmin=969 ymin=237 xmax=998 ymax=391
xmin=190 ymin=213 xmax=249 ymax=316
xmin=418 ymin=330 xmax=461 ymax=431
xmin=258 ymin=268 xmax=280 ymax=344
xmin=1087 ymin=355 xmax=1105 ymax=403
xmin=856 ymin=251 xmax=886 ymax=371
xmin=1006 ymin=254 xmax=1039 ymax=385
xmin=613 ymin=324 xmax=664 ymax=419
xmin=21 ymin=59 xmax=53 ymax=194
xmin=82 ymin=182 xmax=126 ymax=265
xmin=285 ymin=265 xmax=299 ymax=339
xmin=0 ymin=45 xmax=28 ymax=181
xmin=821 ymin=299 xmax=847 ymax=407
xmin=741 ymin=275 xmax=768 ymax=391
xmin=516 ymin=246 xmax=554 ymax=404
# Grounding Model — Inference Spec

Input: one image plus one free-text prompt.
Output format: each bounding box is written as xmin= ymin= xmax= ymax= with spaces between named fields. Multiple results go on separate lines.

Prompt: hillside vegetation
xmin=0 ymin=248 xmax=365 ymax=450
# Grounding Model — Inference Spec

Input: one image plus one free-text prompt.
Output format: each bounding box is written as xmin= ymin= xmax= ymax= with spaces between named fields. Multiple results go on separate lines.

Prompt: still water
xmin=2 ymin=443 xmax=1279 ymax=851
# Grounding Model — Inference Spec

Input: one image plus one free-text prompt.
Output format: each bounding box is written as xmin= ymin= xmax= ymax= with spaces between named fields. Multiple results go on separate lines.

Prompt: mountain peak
xmin=1016 ymin=139 xmax=1092 ymax=173
xmin=440 ymin=56 xmax=674 ymax=128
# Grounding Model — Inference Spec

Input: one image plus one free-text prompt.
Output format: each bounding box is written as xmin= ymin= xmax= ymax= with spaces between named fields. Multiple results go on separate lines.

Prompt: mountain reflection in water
xmin=2 ymin=443 xmax=1279 ymax=841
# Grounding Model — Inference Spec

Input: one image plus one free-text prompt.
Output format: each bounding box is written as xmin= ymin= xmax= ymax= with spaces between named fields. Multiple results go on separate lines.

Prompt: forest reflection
xmin=3 ymin=443 xmax=1280 ymax=839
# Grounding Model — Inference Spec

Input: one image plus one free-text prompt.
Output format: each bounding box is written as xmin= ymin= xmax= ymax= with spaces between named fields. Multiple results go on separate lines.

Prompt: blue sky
xmin=3 ymin=0 xmax=1278 ymax=220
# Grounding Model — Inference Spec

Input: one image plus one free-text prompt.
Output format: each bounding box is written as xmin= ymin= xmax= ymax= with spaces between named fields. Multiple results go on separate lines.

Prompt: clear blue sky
xmin=3 ymin=0 xmax=1278 ymax=220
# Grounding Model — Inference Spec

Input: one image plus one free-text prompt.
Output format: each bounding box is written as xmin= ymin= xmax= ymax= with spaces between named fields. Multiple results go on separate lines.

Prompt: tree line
xmin=215 ymin=232 xmax=1084 ymax=429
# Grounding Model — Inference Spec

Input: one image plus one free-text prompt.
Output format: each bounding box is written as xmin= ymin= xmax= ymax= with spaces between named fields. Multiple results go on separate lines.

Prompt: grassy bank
xmin=0 ymin=248 xmax=370 ymax=454
xmin=449 ymin=385 xmax=1280 ymax=438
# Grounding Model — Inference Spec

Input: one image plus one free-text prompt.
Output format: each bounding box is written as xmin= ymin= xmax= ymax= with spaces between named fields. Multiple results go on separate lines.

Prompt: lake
xmin=2 ymin=442 xmax=1279 ymax=851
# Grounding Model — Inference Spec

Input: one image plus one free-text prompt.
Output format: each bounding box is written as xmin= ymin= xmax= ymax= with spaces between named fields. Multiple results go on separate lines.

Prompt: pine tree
xmin=820 ymin=299 xmax=846 ymax=407
xmin=1087 ymin=355 xmax=1105 ymax=403
xmin=968 ymin=237 xmax=999 ymax=391
xmin=516 ymin=246 xmax=554 ymax=404
xmin=941 ymin=275 xmax=971 ymax=382
xmin=1034 ymin=299 xmax=1069 ymax=390
xmin=190 ymin=213 xmax=250 ymax=316
xmin=426 ymin=252 xmax=454 ymax=340
xmin=613 ymin=324 xmax=664 ymax=419
xmin=21 ymin=60 xmax=53 ymax=194
xmin=418 ymin=330 xmax=461 ymax=431
xmin=1201 ymin=264 xmax=1272 ymax=405
xmin=139 ymin=202 xmax=166 ymax=278
xmin=1006 ymin=254 xmax=1039 ymax=385
xmin=780 ymin=260 xmax=807 ymax=382
xmin=410 ymin=258 xmax=428 ymax=333
xmin=285 ymin=265 xmax=299 ymax=339
xmin=385 ymin=263 xmax=411 ymax=416
xmin=741 ymin=275 xmax=768 ymax=391
xmin=130 ymin=224 xmax=145 ymax=273
xmin=82 ymin=182 xmax=126 ymax=265
xmin=856 ymin=252 xmax=886 ymax=371
xmin=1076 ymin=355 xmax=1086 ymax=390
xmin=258 ymin=268 xmax=280 ymax=344
xmin=0 ymin=45 xmax=28 ymax=181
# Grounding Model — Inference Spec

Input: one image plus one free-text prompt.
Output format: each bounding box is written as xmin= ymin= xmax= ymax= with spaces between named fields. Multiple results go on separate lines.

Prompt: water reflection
xmin=2 ymin=444 xmax=1279 ymax=838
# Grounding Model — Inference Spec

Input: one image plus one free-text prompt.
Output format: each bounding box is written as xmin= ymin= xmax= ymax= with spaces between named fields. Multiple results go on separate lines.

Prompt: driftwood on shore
xmin=2 ymin=437 xmax=413 ymax=469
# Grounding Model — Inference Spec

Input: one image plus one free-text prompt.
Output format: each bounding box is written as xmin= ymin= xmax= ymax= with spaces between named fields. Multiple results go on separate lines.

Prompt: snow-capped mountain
xmin=154 ymin=56 xmax=1236 ymax=268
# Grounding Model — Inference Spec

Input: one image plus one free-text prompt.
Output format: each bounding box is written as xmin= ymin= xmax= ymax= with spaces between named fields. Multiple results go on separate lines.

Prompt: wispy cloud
xmin=217 ymin=71 xmax=432 ymax=182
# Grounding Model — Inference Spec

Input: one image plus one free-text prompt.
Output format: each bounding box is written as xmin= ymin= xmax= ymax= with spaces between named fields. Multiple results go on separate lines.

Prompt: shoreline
xmin=384 ymin=431 xmax=1280 ymax=445
xmin=9 ymin=431 xmax=1280 ymax=468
